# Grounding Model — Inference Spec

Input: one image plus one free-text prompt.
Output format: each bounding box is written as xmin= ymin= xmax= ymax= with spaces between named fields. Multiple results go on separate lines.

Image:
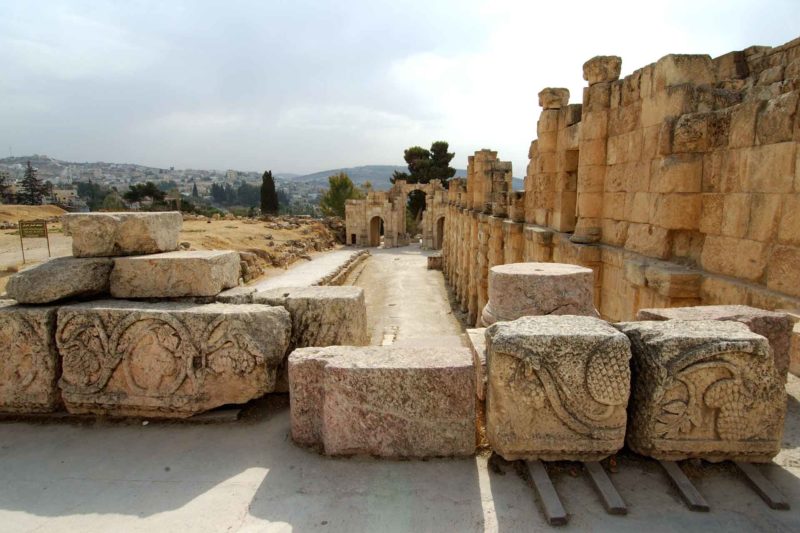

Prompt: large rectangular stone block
xmin=110 ymin=250 xmax=240 ymax=298
xmin=0 ymin=302 xmax=59 ymax=413
xmin=636 ymin=305 xmax=793 ymax=380
xmin=288 ymin=345 xmax=475 ymax=457
xmin=617 ymin=320 xmax=785 ymax=462
xmin=6 ymin=257 xmax=112 ymax=304
xmin=63 ymin=212 xmax=182 ymax=257
xmin=56 ymin=301 xmax=291 ymax=418
xmin=486 ymin=315 xmax=632 ymax=461
xmin=253 ymin=286 xmax=368 ymax=350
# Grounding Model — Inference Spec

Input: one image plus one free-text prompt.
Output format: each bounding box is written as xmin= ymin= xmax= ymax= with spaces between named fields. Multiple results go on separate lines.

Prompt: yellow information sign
xmin=18 ymin=219 xmax=51 ymax=263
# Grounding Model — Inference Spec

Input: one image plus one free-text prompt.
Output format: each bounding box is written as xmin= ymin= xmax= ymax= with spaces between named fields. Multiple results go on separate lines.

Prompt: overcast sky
xmin=1 ymin=0 xmax=798 ymax=175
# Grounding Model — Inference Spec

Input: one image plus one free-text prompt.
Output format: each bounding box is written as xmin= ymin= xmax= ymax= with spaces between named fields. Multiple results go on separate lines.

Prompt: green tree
xmin=124 ymin=182 xmax=166 ymax=204
xmin=390 ymin=141 xmax=456 ymax=224
xmin=0 ymin=173 xmax=9 ymax=203
xmin=319 ymin=172 xmax=362 ymax=217
xmin=260 ymin=170 xmax=279 ymax=214
xmin=390 ymin=141 xmax=455 ymax=186
xmin=76 ymin=180 xmax=111 ymax=211
xmin=101 ymin=190 xmax=125 ymax=210
xmin=19 ymin=161 xmax=46 ymax=205
xmin=191 ymin=182 xmax=199 ymax=198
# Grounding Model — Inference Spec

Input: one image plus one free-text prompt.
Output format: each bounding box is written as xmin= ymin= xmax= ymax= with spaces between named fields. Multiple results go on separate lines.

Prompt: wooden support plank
xmin=659 ymin=460 xmax=710 ymax=512
xmin=526 ymin=460 xmax=568 ymax=526
xmin=735 ymin=461 xmax=790 ymax=510
xmin=584 ymin=461 xmax=627 ymax=515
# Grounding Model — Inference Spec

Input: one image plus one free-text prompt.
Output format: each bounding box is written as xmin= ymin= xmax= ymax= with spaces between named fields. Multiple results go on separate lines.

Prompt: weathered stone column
xmin=502 ymin=220 xmax=524 ymax=264
xmin=467 ymin=212 xmax=480 ymax=325
xmin=573 ymin=56 xmax=621 ymax=244
xmin=476 ymin=214 xmax=491 ymax=327
xmin=482 ymin=262 xmax=598 ymax=326
xmin=487 ymin=216 xmax=505 ymax=271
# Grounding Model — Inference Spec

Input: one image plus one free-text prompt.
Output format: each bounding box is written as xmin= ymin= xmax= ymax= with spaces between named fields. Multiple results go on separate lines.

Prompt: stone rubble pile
xmin=0 ymin=212 xmax=368 ymax=418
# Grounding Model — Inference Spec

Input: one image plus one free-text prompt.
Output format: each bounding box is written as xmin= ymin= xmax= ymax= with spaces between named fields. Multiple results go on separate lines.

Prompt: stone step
xmin=110 ymin=250 xmax=241 ymax=298
xmin=289 ymin=345 xmax=475 ymax=457
xmin=56 ymin=300 xmax=291 ymax=418
xmin=253 ymin=286 xmax=368 ymax=350
xmin=6 ymin=257 xmax=113 ymax=304
xmin=63 ymin=211 xmax=182 ymax=257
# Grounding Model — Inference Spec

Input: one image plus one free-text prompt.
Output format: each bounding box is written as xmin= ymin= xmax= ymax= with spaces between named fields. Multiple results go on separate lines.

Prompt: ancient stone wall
xmin=443 ymin=36 xmax=800 ymax=327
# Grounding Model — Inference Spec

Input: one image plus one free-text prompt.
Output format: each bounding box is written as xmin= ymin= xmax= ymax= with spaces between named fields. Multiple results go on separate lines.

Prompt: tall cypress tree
xmin=20 ymin=161 xmax=45 ymax=205
xmin=260 ymin=170 xmax=279 ymax=214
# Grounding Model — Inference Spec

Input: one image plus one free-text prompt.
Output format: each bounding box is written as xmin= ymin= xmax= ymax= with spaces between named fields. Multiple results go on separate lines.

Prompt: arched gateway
xmin=345 ymin=179 xmax=448 ymax=249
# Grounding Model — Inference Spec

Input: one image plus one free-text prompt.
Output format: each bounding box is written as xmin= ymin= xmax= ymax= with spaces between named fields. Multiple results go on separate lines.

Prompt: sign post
xmin=18 ymin=219 xmax=51 ymax=264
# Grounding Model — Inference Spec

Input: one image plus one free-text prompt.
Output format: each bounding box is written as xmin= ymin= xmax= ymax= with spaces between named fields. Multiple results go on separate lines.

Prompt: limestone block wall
xmin=443 ymin=36 xmax=800 ymax=327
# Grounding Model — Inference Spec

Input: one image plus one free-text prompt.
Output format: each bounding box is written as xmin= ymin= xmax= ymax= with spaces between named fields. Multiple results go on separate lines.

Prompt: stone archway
xmin=434 ymin=216 xmax=445 ymax=249
xmin=368 ymin=216 xmax=384 ymax=247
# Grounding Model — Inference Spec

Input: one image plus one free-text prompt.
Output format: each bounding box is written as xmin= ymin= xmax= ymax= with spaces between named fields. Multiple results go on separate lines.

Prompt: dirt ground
xmin=0 ymin=206 xmax=341 ymax=293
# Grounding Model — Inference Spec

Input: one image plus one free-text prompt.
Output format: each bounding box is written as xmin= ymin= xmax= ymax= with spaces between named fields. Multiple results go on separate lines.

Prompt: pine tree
xmin=320 ymin=172 xmax=362 ymax=217
xmin=0 ymin=172 xmax=9 ymax=203
xmin=260 ymin=170 xmax=279 ymax=214
xmin=19 ymin=161 xmax=45 ymax=205
xmin=191 ymin=182 xmax=199 ymax=198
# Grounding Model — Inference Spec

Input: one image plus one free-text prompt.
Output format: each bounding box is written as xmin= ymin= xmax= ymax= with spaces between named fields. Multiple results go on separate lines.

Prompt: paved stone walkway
xmin=346 ymin=244 xmax=465 ymax=346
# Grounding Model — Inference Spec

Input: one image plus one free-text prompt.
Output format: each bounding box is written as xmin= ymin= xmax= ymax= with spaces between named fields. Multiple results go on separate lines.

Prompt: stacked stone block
xmin=0 ymin=212 xmax=305 ymax=417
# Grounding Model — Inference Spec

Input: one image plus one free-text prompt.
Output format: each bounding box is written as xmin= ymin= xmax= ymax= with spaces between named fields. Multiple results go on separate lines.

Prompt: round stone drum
xmin=481 ymin=262 xmax=598 ymax=326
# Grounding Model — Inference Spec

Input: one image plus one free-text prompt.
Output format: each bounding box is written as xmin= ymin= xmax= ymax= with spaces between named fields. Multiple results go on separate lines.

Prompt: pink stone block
xmin=289 ymin=345 xmax=475 ymax=457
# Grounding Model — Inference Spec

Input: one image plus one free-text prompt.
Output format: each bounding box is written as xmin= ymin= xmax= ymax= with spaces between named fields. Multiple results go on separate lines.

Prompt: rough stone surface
xmin=637 ymin=305 xmax=794 ymax=380
xmin=583 ymin=55 xmax=622 ymax=85
xmin=56 ymin=300 xmax=291 ymax=418
xmin=289 ymin=345 xmax=475 ymax=457
xmin=466 ymin=328 xmax=487 ymax=400
xmin=427 ymin=254 xmax=443 ymax=270
xmin=254 ymin=286 xmax=368 ymax=350
xmin=0 ymin=301 xmax=60 ymax=413
xmin=486 ymin=315 xmax=632 ymax=461
xmin=538 ymin=87 xmax=570 ymax=109
xmin=6 ymin=257 xmax=113 ymax=304
xmin=63 ymin=212 xmax=182 ymax=257
xmin=617 ymin=320 xmax=786 ymax=462
xmin=110 ymin=250 xmax=241 ymax=298
xmin=481 ymin=262 xmax=598 ymax=326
